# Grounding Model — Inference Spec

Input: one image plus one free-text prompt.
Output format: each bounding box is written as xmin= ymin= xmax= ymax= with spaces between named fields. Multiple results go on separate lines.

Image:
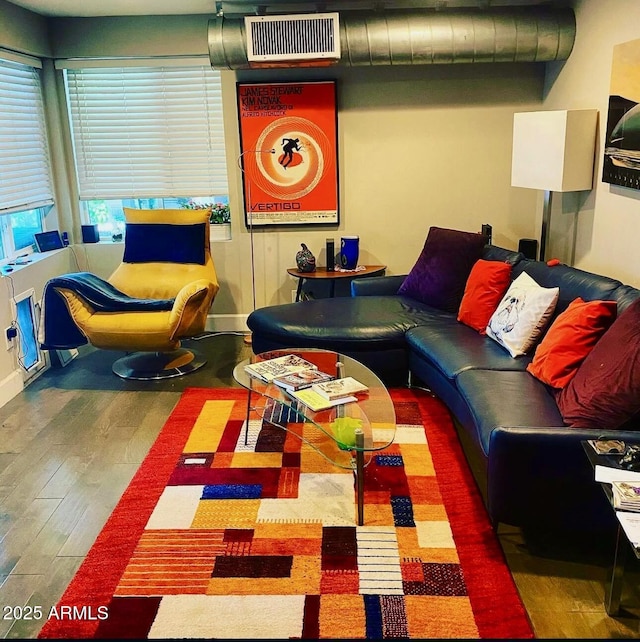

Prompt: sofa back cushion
xmin=611 ymin=284 xmax=640 ymax=314
xmin=510 ymin=260 xmax=623 ymax=315
xmin=482 ymin=245 xmax=525 ymax=265
xmin=397 ymin=226 xmax=487 ymax=313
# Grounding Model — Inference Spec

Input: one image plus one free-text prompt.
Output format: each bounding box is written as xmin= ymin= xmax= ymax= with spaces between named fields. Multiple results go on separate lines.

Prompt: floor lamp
xmin=238 ymin=148 xmax=275 ymax=344
xmin=511 ymin=109 xmax=598 ymax=262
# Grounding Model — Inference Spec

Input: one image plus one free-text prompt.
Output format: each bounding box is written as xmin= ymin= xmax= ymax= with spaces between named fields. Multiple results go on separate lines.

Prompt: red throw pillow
xmin=556 ymin=298 xmax=640 ymax=429
xmin=457 ymin=259 xmax=512 ymax=334
xmin=526 ymin=298 xmax=617 ymax=389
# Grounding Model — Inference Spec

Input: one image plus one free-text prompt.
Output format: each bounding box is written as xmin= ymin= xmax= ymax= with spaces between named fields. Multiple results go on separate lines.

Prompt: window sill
xmin=211 ymin=223 xmax=232 ymax=242
xmin=1 ymin=248 xmax=68 ymax=276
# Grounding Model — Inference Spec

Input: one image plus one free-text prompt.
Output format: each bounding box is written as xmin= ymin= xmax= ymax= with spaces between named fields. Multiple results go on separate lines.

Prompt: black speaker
xmin=81 ymin=224 xmax=100 ymax=243
xmin=326 ymin=238 xmax=335 ymax=271
xmin=518 ymin=238 xmax=538 ymax=261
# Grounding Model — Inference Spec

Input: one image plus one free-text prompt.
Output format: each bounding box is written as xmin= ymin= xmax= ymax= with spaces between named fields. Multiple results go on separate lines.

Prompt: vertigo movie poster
xmin=237 ymin=80 xmax=338 ymax=227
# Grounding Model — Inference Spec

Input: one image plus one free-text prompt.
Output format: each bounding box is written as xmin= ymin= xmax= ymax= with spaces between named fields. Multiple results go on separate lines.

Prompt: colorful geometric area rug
xmin=38 ymin=387 xmax=534 ymax=639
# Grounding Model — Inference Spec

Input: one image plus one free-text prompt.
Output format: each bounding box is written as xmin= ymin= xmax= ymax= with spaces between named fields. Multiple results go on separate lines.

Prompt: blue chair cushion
xmin=123 ymin=223 xmax=206 ymax=264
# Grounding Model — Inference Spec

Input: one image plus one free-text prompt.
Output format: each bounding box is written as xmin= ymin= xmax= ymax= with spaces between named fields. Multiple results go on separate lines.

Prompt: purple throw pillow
xmin=556 ymin=298 xmax=640 ymax=429
xmin=397 ymin=226 xmax=488 ymax=313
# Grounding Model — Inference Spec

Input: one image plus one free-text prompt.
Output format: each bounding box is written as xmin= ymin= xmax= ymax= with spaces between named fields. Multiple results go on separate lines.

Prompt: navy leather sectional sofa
xmin=247 ymin=245 xmax=640 ymax=534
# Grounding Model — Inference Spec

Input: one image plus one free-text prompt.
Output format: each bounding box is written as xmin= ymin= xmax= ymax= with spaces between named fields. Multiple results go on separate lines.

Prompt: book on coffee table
xmin=290 ymin=388 xmax=358 ymax=412
xmin=244 ymin=354 xmax=317 ymax=382
xmin=311 ymin=376 xmax=369 ymax=400
xmin=272 ymin=369 xmax=335 ymax=392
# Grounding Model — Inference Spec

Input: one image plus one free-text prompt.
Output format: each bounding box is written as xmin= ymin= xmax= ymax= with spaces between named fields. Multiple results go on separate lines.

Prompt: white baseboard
xmin=206 ymin=314 xmax=249 ymax=333
xmin=0 ymin=369 xmax=24 ymax=409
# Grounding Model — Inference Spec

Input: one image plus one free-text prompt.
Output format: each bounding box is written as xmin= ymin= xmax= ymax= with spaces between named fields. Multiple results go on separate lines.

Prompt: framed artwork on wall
xmin=236 ymin=80 xmax=339 ymax=227
xmin=603 ymin=38 xmax=640 ymax=191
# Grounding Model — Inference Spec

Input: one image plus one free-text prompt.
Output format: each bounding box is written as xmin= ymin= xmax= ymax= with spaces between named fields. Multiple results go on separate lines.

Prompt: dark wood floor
xmin=0 ymin=333 xmax=639 ymax=639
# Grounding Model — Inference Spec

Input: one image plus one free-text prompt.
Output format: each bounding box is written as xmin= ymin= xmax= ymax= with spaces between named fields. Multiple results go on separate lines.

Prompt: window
xmin=7 ymin=207 xmax=47 ymax=253
xmin=81 ymin=196 xmax=229 ymax=241
xmin=0 ymin=54 xmax=53 ymax=257
xmin=62 ymin=61 xmax=229 ymax=239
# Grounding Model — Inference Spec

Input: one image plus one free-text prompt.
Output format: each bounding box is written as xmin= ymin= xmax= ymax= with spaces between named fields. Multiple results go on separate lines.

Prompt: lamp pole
xmin=237 ymin=148 xmax=276 ymax=336
xmin=539 ymin=190 xmax=553 ymax=262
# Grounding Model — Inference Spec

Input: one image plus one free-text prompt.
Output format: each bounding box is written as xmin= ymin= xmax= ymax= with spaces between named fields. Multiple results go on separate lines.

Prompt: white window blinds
xmin=0 ymin=57 xmax=53 ymax=214
xmin=64 ymin=64 xmax=229 ymax=200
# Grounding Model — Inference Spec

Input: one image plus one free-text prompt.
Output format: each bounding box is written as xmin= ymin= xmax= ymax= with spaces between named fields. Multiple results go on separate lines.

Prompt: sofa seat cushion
xmin=247 ymin=295 xmax=452 ymax=350
xmin=455 ymin=369 xmax=565 ymax=455
xmin=406 ymin=322 xmax=531 ymax=381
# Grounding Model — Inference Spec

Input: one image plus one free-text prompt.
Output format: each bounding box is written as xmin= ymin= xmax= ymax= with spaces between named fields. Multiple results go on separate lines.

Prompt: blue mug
xmin=340 ymin=236 xmax=359 ymax=270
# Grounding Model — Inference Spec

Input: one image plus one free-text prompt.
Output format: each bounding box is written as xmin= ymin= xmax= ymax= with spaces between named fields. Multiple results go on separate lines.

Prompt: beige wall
xmin=50 ymin=15 xmax=209 ymax=58
xmin=0 ymin=0 xmax=638 ymax=404
xmin=0 ymin=0 xmax=50 ymax=57
xmin=207 ymin=61 xmax=544 ymax=315
xmin=541 ymin=0 xmax=640 ymax=287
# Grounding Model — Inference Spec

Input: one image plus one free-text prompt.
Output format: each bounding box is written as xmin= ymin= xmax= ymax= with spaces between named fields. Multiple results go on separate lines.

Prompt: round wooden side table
xmin=287 ymin=265 xmax=387 ymax=301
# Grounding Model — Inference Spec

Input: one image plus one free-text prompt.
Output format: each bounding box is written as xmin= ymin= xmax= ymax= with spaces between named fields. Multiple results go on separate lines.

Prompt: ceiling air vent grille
xmin=245 ymin=13 xmax=340 ymax=62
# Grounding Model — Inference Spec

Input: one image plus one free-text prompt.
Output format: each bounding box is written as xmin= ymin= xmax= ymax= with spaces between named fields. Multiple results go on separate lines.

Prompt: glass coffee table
xmin=233 ymin=348 xmax=396 ymax=525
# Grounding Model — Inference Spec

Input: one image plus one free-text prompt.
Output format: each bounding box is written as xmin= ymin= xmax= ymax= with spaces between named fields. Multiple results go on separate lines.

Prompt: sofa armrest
xmin=351 ymin=275 xmax=406 ymax=297
xmin=487 ymin=425 xmax=640 ymax=530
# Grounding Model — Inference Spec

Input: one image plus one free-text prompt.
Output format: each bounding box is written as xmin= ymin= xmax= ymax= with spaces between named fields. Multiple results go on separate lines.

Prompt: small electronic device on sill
xmin=81 ymin=224 xmax=100 ymax=243
xmin=34 ymin=230 xmax=64 ymax=253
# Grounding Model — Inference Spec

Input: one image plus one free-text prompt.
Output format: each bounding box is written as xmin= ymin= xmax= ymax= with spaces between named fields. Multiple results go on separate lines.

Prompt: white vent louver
xmin=245 ymin=13 xmax=340 ymax=63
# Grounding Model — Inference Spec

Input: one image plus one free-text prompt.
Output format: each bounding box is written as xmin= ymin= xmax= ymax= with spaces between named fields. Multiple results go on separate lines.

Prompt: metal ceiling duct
xmin=208 ymin=6 xmax=576 ymax=69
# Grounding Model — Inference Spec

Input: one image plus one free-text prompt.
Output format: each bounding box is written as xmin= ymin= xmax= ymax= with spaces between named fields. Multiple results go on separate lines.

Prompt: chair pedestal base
xmin=112 ymin=348 xmax=206 ymax=380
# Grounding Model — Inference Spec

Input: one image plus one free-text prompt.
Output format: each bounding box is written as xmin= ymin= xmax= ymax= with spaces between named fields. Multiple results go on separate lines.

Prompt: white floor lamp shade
xmin=511 ymin=109 xmax=598 ymax=261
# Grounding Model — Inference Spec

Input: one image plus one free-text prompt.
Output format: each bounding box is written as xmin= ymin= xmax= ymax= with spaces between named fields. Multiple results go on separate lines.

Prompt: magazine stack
xmin=611 ymin=481 xmax=640 ymax=512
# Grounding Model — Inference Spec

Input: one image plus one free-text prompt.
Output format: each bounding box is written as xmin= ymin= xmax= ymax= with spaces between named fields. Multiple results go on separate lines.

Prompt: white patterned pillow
xmin=486 ymin=271 xmax=559 ymax=357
